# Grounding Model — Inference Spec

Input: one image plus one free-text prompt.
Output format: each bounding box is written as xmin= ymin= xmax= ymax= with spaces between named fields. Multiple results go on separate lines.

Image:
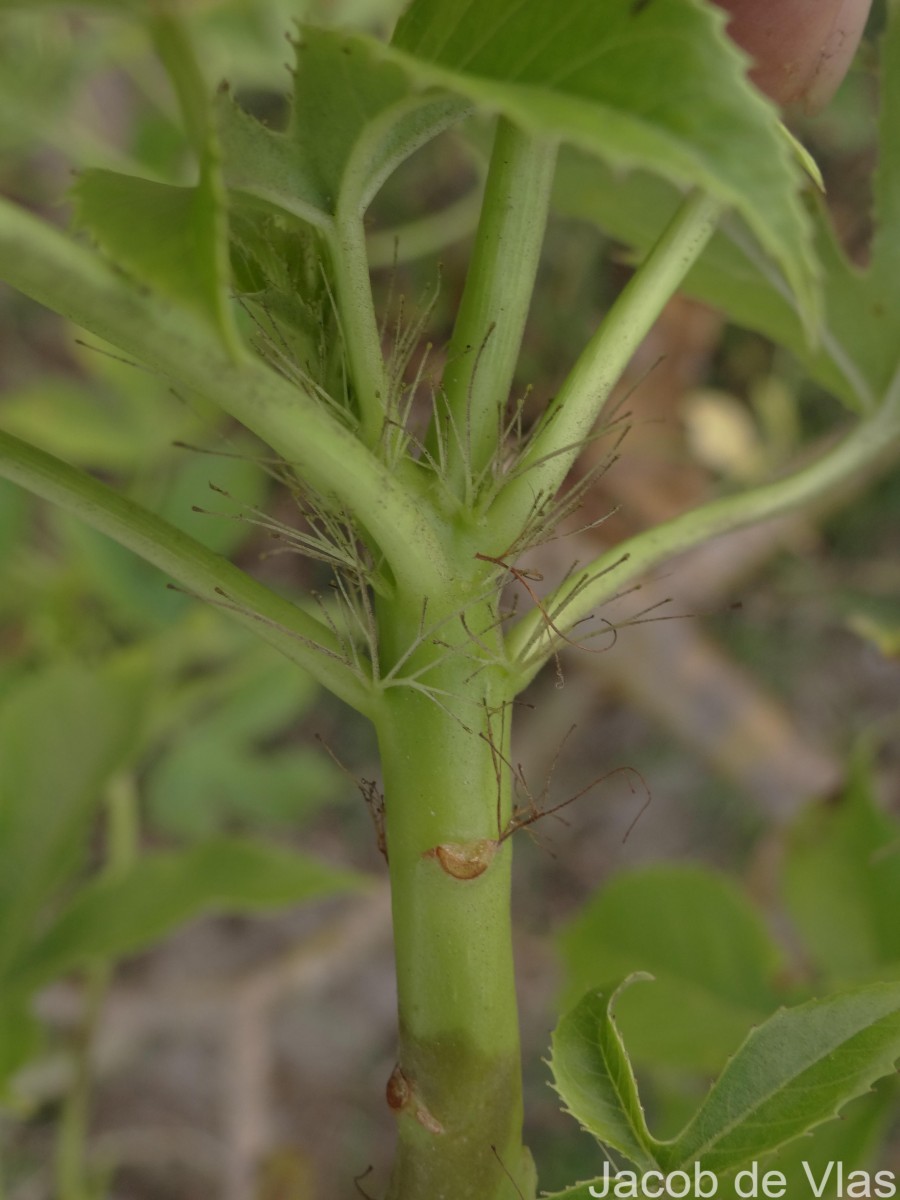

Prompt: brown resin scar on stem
xmin=385 ymin=1064 xmax=445 ymax=1135
xmin=423 ymin=697 xmax=652 ymax=881
xmin=423 ymin=838 xmax=499 ymax=879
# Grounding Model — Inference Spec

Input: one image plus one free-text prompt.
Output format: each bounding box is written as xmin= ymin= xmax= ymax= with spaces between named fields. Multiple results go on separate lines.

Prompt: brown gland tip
xmin=386 ymin=1064 xmax=411 ymax=1111
xmin=425 ymin=839 xmax=498 ymax=880
xmin=384 ymin=1065 xmax=445 ymax=1135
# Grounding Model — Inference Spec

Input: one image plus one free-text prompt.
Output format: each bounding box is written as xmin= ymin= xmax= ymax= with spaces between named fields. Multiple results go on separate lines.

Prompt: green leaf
xmin=9 ymin=838 xmax=368 ymax=991
xmin=44 ymin=437 xmax=269 ymax=633
xmin=661 ymin=982 xmax=900 ymax=1175
xmin=180 ymin=649 xmax=319 ymax=742
xmin=551 ymin=150 xmax=856 ymax=407
xmin=145 ymin=652 xmax=338 ymax=839
xmin=71 ymin=170 xmax=232 ymax=340
xmin=550 ymin=976 xmax=658 ymax=1171
xmin=0 ymin=477 xmax=28 ymax=565
xmin=799 ymin=3 xmax=900 ymax=411
xmin=744 ymin=1083 xmax=897 ymax=1200
xmin=145 ymin=442 xmax=269 ymax=557
xmin=557 ymin=867 xmax=782 ymax=1071
xmin=147 ymin=742 xmax=339 ymax=839
xmin=545 ymin=1084 xmax=898 ymax=1200
xmin=551 ymin=5 xmax=900 ymax=414
xmin=70 ymin=7 xmax=240 ymax=354
xmin=217 ymin=26 xmax=465 ymax=225
xmin=868 ymin=5 xmax=900 ymax=310
xmin=0 ymin=997 xmax=43 ymax=1104
xmin=0 ymin=11 xmax=96 ymax=160
xmin=0 ymin=380 xmax=164 ymax=471
xmin=391 ymin=0 xmax=817 ymax=327
xmin=53 ymin=515 xmax=192 ymax=630
xmin=0 ymin=661 xmax=147 ymax=976
xmin=551 ymin=979 xmax=900 ymax=1184
xmin=784 ymin=750 xmax=900 ymax=982
xmin=541 ymin=1187 xmax=598 ymax=1200
xmin=0 ymin=362 xmax=214 ymax=472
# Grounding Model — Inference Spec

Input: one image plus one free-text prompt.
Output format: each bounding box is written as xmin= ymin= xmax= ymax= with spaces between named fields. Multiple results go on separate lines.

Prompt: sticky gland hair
xmin=315 ymin=733 xmax=387 ymax=860
xmin=474 ymin=549 xmax=619 ymax=659
xmin=426 ymin=751 xmax=651 ymax=882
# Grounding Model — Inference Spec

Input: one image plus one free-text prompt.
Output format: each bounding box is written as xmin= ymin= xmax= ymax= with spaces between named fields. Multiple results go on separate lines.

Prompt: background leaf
xmin=70 ymin=7 xmax=240 ymax=353
xmin=784 ymin=750 xmax=900 ymax=983
xmin=0 ymin=999 xmax=43 ymax=1103
xmin=71 ymin=170 xmax=231 ymax=336
xmin=145 ymin=651 xmax=339 ymax=838
xmin=557 ymin=866 xmax=783 ymax=1071
xmin=8 ymin=837 xmax=368 ymax=992
xmin=391 ymin=0 xmax=816 ymax=325
xmin=551 ymin=150 xmax=854 ymax=404
xmin=550 ymin=6 xmax=900 ymax=414
xmin=0 ymin=661 xmax=147 ymax=976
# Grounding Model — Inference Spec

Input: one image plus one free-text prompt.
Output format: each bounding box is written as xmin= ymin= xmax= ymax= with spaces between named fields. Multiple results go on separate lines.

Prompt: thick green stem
xmin=487 ymin=190 xmax=722 ymax=552
xmin=0 ymin=198 xmax=450 ymax=595
xmin=429 ymin=119 xmax=557 ymax=505
xmin=507 ymin=396 xmax=900 ymax=684
xmin=375 ymin=588 xmax=533 ymax=1200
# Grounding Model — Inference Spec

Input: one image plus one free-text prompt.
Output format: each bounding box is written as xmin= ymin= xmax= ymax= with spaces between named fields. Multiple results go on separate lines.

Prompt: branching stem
xmin=487 ymin=189 xmax=722 ymax=550
xmin=0 ymin=198 xmax=451 ymax=595
xmin=428 ymin=118 xmax=556 ymax=506
xmin=330 ymin=207 xmax=391 ymax=449
xmin=507 ymin=398 xmax=900 ymax=686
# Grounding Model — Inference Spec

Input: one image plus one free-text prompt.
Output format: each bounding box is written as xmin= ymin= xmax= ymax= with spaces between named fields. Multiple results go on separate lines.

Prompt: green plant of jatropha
xmin=553 ymin=746 xmax=900 ymax=1200
xmin=2 ymin=0 xmax=900 ymax=1197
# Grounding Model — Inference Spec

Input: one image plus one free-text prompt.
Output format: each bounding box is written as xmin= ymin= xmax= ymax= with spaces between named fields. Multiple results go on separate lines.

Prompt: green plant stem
xmin=507 ymin=397 xmax=900 ymax=685
xmin=57 ymin=775 xmax=139 ymax=1200
xmin=487 ymin=189 xmax=722 ymax=551
xmin=330 ymin=208 xmax=390 ymax=449
xmin=328 ymin=90 xmax=475 ymax=469
xmin=0 ymin=429 xmax=375 ymax=715
xmin=430 ymin=118 xmax=557 ymax=505
xmin=375 ymin=587 xmax=532 ymax=1199
xmin=0 ymin=198 xmax=450 ymax=594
